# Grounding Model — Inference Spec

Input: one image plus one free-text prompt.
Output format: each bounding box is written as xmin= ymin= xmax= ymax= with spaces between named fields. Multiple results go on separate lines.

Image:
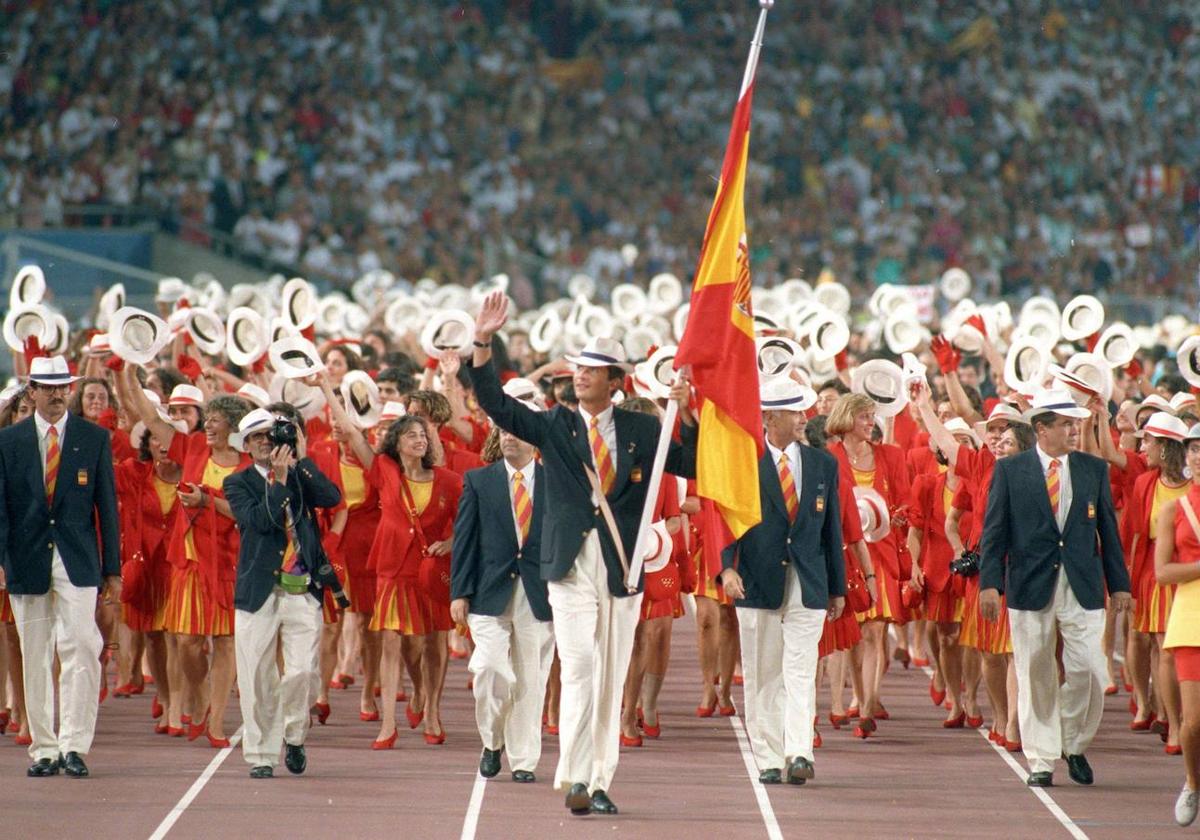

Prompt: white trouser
xmin=235 ymin=588 xmax=322 ymax=768
xmin=467 ymin=582 xmax=555 ymax=772
xmin=1008 ymin=567 xmax=1107 ymax=774
xmin=10 ymin=552 xmax=103 ymax=760
xmin=737 ymin=567 xmax=827 ymax=770
xmin=549 ymin=530 xmax=642 ymax=793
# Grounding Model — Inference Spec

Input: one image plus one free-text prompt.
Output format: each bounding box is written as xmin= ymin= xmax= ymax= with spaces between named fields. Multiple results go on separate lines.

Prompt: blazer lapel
xmin=798 ymin=444 xmax=822 ymax=527
xmin=51 ymin=416 xmax=83 ymax=510
xmin=22 ymin=419 xmax=46 ymax=504
xmin=1065 ymin=451 xmax=1085 ymax=525
xmin=568 ymin=410 xmax=595 ymax=475
xmin=762 ymin=451 xmax=788 ymax=521
xmin=610 ymin=409 xmax=635 ymax=496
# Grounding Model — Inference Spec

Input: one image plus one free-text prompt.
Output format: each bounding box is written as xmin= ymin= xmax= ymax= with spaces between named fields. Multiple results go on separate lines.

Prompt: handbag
xmin=845 ymin=564 xmax=871 ymax=613
xmin=644 ymin=560 xmax=682 ymax=602
xmin=398 ymin=471 xmax=450 ymax=603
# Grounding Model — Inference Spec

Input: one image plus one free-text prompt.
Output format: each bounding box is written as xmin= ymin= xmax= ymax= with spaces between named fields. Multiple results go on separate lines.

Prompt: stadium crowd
xmin=2 ymin=1 xmax=1198 ymax=310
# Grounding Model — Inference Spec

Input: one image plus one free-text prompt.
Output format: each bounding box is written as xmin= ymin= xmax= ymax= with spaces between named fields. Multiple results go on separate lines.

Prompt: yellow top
xmin=1151 ymin=480 xmax=1190 ymax=535
xmin=152 ymin=475 xmax=177 ymax=517
xmin=185 ymin=459 xmax=238 ymax=562
xmin=1165 ymin=578 xmax=1200 ymax=649
xmin=853 ymin=468 xmax=875 ymax=488
xmin=340 ymin=461 xmax=367 ymax=510
xmin=406 ymin=477 xmax=432 ymax=515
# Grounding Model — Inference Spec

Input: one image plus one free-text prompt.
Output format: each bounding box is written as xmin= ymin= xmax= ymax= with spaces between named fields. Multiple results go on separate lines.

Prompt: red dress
xmin=366 ymin=459 xmax=462 ymax=635
xmin=949 ymin=468 xmax=1011 ymax=655
xmin=641 ymin=475 xmax=685 ymax=621
xmin=909 ymin=470 xmax=970 ymax=623
xmin=828 ymin=441 xmax=910 ymax=624
xmin=115 ymin=458 xmax=179 ymax=632
xmin=819 ymin=475 xmax=865 ymax=657
xmin=162 ymin=432 xmax=249 ymax=637
xmin=311 ymin=440 xmax=382 ymax=616
xmin=1121 ymin=468 xmax=1185 ymax=634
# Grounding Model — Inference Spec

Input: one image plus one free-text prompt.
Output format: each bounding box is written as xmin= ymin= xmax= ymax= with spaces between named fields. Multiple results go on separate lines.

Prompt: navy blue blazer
xmin=0 ymin=413 xmax=120 ymax=594
xmin=450 ymin=460 xmax=551 ymax=622
xmin=468 ymin=359 xmax=697 ymax=597
xmin=721 ymin=444 xmax=845 ymax=610
xmin=980 ymin=449 xmax=1129 ymax=611
xmin=224 ymin=458 xmax=342 ymax=613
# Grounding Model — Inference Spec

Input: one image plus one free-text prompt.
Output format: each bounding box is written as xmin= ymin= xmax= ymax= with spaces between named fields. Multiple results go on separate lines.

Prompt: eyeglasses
xmin=33 ymin=383 xmax=70 ymax=393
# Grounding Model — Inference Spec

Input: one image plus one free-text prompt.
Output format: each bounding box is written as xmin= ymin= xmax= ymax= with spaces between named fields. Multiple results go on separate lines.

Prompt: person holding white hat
xmin=979 ymin=387 xmax=1131 ymax=788
xmin=223 ymin=405 xmax=343 ymax=778
xmin=718 ymin=377 xmax=845 ymax=786
xmin=468 ymin=291 xmax=697 ymax=816
xmin=1117 ymin=411 xmax=1189 ymax=754
xmin=0 ymin=356 xmax=121 ymax=778
xmin=449 ymin=405 xmax=554 ymax=784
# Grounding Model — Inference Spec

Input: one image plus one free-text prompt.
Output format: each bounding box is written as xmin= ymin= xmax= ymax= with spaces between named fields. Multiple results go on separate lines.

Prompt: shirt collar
xmin=1036 ymin=445 xmax=1065 ymax=471
xmin=34 ymin=411 xmax=68 ymax=439
xmin=503 ymin=457 xmax=535 ymax=485
xmin=255 ymin=463 xmax=271 ymax=479
xmin=766 ymin=438 xmax=797 ymax=464
xmin=578 ymin=403 xmax=614 ymax=430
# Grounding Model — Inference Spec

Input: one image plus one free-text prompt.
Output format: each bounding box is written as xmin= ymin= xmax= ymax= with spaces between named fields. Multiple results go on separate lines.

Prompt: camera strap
xmin=582 ymin=461 xmax=633 ymax=590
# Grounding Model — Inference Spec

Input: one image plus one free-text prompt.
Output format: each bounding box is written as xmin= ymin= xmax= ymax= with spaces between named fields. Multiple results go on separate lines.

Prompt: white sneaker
xmin=1175 ymin=784 xmax=1198 ymax=827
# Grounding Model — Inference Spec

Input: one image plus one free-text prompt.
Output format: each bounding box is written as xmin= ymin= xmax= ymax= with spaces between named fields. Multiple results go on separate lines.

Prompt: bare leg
xmin=927 ymin=623 xmax=945 ymax=697
xmin=336 ymin=610 xmax=360 ymax=681
xmin=718 ymin=604 xmax=738 ymax=709
xmin=208 ymin=636 xmax=236 ymax=740
xmin=317 ymin=619 xmax=341 ymax=707
xmin=377 ymin=631 xmax=402 ymax=741
xmin=1005 ymin=656 xmax=1020 ymax=743
xmin=827 ymin=651 xmax=847 ymax=717
xmin=859 ymin=620 xmax=884 ymax=719
xmin=937 ymin=623 xmax=964 ymax=720
xmin=962 ymin=646 xmax=983 ymax=719
xmin=1102 ymin=606 xmax=1120 ymax=691
xmin=1181 ymin=681 xmax=1200 ymax=791
xmin=144 ymin=630 xmax=169 ymax=720
xmin=422 ymin=631 xmax=448 ymax=738
xmin=621 ymin=623 xmax=647 ymax=738
xmin=1159 ymin=638 xmax=1182 ymax=749
xmin=640 ymin=618 xmax=672 ymax=729
xmin=176 ymin=634 xmax=209 ymax=727
xmin=1129 ymin=629 xmax=1153 ymax=721
xmin=981 ymin=651 xmax=1008 ymax=736
xmin=694 ymin=596 xmax=719 ymax=709
xmin=360 ymin=627 xmax=382 ymax=715
xmin=401 ymin=634 xmax=426 ymax=721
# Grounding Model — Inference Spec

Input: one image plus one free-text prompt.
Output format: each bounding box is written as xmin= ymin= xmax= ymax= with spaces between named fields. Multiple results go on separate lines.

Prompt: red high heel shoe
xmin=873 ymin=707 xmax=890 ymax=721
xmin=405 ymin=706 xmax=424 ymax=729
xmin=847 ymin=705 xmax=860 ymax=718
xmin=966 ymin=714 xmax=984 ymax=728
xmin=641 ymin=711 xmax=661 ymax=738
xmin=718 ymin=704 xmax=736 ymax=717
xmin=167 ymin=725 xmax=185 ymax=737
xmin=1128 ymin=698 xmax=1138 ymax=716
xmin=360 ymin=709 xmax=380 ymax=722
xmin=988 ymin=727 xmax=1002 ymax=743
xmin=619 ymin=733 xmax=643 ymax=747
xmin=929 ymin=681 xmax=946 ymax=707
xmin=829 ymin=712 xmax=849 ymax=730
xmin=15 ymin=733 xmax=32 ymax=746
xmin=181 ymin=714 xmax=192 ymax=725
xmin=1004 ymin=739 xmax=1021 ymax=752
xmin=544 ymin=722 xmax=559 ymax=735
xmin=912 ymin=656 xmax=931 ymax=668
xmin=372 ymin=730 xmax=397 ymax=750
xmin=813 ymin=729 xmax=823 ymax=749
xmin=154 ymin=722 xmax=170 ymax=735
xmin=1166 ymin=744 xmax=1183 ymax=756
xmin=448 ymin=648 xmax=468 ymax=660
xmin=187 ymin=709 xmax=211 ymax=742
xmin=892 ymin=648 xmax=911 ymax=670
xmin=313 ymin=702 xmax=331 ymax=725
xmin=1103 ymin=683 xmax=1118 ymax=696
xmin=206 ymin=730 xmax=231 ymax=749
xmin=6 ymin=719 xmax=18 ymax=733
xmin=336 ymin=673 xmax=355 ymax=688
xmin=733 ymin=675 xmax=744 ymax=687
xmin=943 ymin=712 xmax=966 ymax=729
xmin=695 ymin=700 xmax=717 ymax=718
xmin=853 ymin=718 xmax=876 ymax=739
xmin=113 ymin=682 xmax=145 ymax=698
xmin=424 ymin=728 xmax=446 ymax=746
xmin=151 ymin=696 xmax=164 ymax=720
xmin=396 ymin=688 xmax=407 ymax=702
xmin=1131 ymin=717 xmax=1154 ymax=731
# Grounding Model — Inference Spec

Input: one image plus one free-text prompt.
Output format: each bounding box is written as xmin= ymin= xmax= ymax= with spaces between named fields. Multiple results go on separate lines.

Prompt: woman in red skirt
xmin=826 ymin=393 xmax=910 ymax=734
xmin=325 ymin=375 xmax=462 ymax=748
xmin=692 ymin=494 xmax=741 ymax=716
xmin=1154 ymin=427 xmax=1200 ymax=825
xmin=125 ymin=368 xmax=251 ymax=746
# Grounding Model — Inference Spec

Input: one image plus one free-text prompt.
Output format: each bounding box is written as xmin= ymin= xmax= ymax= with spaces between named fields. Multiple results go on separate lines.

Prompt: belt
xmin=277 ymin=571 xmax=310 ymax=595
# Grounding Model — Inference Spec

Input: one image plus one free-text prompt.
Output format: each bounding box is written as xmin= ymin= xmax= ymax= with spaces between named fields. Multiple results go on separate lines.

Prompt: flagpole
xmin=623 ymin=1 xmax=773 ymax=592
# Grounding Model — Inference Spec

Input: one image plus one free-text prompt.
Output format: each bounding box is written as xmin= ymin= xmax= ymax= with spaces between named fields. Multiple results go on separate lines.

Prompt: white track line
xmin=147 ymin=726 xmax=243 ymax=840
xmin=729 ymin=714 xmax=785 ymax=840
xmin=920 ymin=666 xmax=1089 ymax=839
xmin=459 ymin=773 xmax=488 ymax=840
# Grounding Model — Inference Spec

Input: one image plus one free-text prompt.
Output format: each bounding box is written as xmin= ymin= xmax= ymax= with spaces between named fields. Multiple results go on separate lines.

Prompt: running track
xmin=1 ymin=617 xmax=1185 ymax=839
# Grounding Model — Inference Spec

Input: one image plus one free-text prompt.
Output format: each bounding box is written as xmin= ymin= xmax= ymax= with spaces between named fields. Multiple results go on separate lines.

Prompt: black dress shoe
xmin=787 ymin=756 xmax=815 ymax=785
xmin=1027 ymin=771 xmax=1053 ymax=787
xmin=758 ymin=768 xmax=782 ymax=784
xmin=27 ymin=758 xmax=59 ymax=778
xmin=565 ymin=782 xmax=591 ymax=815
xmin=285 ymin=743 xmax=306 ymax=775
xmin=479 ymin=747 xmax=502 ymax=778
xmin=60 ymin=752 xmax=88 ymax=778
xmin=511 ymin=770 xmax=535 ymax=783
xmin=1065 ymin=754 xmax=1093 ymax=786
xmin=250 ymin=765 xmax=274 ymax=779
xmin=590 ymin=789 xmax=618 ymax=815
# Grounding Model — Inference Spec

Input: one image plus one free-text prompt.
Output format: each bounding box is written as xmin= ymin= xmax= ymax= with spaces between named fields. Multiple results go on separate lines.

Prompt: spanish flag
xmin=675 ymin=12 xmax=767 ymax=539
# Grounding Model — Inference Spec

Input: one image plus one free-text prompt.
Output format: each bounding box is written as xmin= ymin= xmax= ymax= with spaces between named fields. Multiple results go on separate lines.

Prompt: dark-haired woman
xmin=125 ymin=366 xmax=251 ymax=746
xmin=321 ymin=375 xmax=462 ymax=748
xmin=1120 ymin=412 xmax=1190 ymax=753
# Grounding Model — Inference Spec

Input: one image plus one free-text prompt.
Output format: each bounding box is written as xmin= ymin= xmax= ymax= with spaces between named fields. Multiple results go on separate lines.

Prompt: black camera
xmin=268 ymin=418 xmax=298 ymax=451
xmin=313 ymin=561 xmax=350 ymax=609
xmin=949 ymin=549 xmax=981 ymax=578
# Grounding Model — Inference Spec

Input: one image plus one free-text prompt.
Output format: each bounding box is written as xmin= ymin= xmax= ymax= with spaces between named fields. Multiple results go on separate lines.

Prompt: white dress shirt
xmin=503 ymin=457 xmax=536 ymax=544
xmin=1035 ymin=445 xmax=1071 ymax=530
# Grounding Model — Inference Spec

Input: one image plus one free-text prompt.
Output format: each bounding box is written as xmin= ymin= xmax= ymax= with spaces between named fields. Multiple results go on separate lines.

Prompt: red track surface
xmin=1 ymin=618 xmax=1185 ymax=839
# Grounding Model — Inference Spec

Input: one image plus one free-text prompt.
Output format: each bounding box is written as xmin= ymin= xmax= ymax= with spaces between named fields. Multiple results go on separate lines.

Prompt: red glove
xmin=963 ymin=313 xmax=988 ymax=340
xmin=321 ymin=530 xmax=343 ymax=565
xmin=22 ymin=335 xmax=47 ymax=368
xmin=96 ymin=407 xmax=119 ymax=431
xmin=105 ymin=355 xmax=125 ymax=373
xmin=176 ymin=354 xmax=203 ymax=381
xmin=930 ymin=335 xmax=961 ymax=374
xmin=834 ymin=349 xmax=850 ymax=373
xmin=1084 ymin=331 xmax=1100 ymax=352
xmin=251 ymin=353 xmax=268 ymax=373
xmin=1125 ymin=358 xmax=1143 ymax=379
xmin=423 ymin=355 xmax=440 ymax=371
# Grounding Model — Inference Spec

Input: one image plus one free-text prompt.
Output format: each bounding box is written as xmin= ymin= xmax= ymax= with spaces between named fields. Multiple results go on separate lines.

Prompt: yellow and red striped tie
xmin=588 ymin=416 xmax=615 ymax=495
xmin=44 ymin=426 xmax=60 ymax=506
xmin=778 ymin=454 xmax=798 ymax=523
xmin=513 ymin=471 xmax=532 ymax=545
xmin=1046 ymin=458 xmax=1060 ymax=518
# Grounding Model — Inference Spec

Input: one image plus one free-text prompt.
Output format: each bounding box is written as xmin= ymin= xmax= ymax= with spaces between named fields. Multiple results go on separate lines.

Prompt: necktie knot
xmin=1048 ymin=459 xmax=1059 ymax=474
xmin=512 ymin=471 xmax=523 ymax=485
xmin=589 ymin=416 xmax=599 ymax=430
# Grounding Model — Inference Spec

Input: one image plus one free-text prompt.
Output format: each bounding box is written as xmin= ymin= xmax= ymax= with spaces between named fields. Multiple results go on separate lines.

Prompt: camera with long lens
xmin=313 ymin=561 xmax=350 ymax=609
xmin=268 ymin=418 xmax=298 ymax=452
xmin=949 ymin=548 xmax=981 ymax=577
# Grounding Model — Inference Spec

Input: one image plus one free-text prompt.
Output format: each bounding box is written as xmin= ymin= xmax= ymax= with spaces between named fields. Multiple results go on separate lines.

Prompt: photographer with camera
xmin=223 ymin=406 xmax=342 ymax=779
